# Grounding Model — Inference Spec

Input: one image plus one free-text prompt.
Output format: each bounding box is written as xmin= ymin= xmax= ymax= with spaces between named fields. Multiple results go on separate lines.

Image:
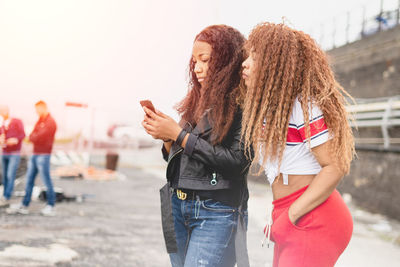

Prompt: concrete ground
xmin=0 ymin=147 xmax=399 ymax=266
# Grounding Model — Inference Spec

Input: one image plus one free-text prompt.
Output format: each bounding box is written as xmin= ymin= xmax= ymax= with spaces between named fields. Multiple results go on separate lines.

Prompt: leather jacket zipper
xmin=210 ymin=171 xmax=218 ymax=185
xmin=168 ymin=121 xmax=191 ymax=163
xmin=168 ymin=147 xmax=183 ymax=163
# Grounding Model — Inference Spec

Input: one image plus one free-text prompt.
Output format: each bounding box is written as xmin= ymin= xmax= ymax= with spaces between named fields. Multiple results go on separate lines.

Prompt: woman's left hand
xmin=141 ymin=107 xmax=182 ymax=141
xmin=288 ymin=206 xmax=300 ymax=225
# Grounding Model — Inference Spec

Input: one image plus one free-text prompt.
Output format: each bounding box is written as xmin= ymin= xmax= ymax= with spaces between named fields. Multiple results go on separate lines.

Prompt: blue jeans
xmin=1 ymin=154 xmax=21 ymax=200
xmin=169 ymin=193 xmax=239 ymax=267
xmin=22 ymin=154 xmax=55 ymax=207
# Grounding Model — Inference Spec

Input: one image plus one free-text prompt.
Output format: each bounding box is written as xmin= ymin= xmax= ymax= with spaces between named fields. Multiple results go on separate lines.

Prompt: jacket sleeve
xmin=29 ymin=124 xmax=40 ymax=143
xmin=29 ymin=118 xmax=56 ymax=144
xmin=183 ymin=119 xmax=252 ymax=175
xmin=16 ymin=120 xmax=26 ymax=142
xmin=7 ymin=120 xmax=25 ymax=142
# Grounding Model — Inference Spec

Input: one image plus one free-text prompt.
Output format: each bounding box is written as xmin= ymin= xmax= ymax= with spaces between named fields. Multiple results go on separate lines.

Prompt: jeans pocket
xmin=201 ymin=199 xmax=236 ymax=213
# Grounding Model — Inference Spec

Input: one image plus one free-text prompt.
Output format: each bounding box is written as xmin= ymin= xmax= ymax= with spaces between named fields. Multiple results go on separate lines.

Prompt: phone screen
xmin=140 ymin=100 xmax=155 ymax=113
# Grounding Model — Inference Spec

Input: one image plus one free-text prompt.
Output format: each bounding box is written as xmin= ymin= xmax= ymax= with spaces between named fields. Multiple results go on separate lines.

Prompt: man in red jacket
xmin=7 ymin=101 xmax=57 ymax=216
xmin=0 ymin=105 xmax=25 ymax=207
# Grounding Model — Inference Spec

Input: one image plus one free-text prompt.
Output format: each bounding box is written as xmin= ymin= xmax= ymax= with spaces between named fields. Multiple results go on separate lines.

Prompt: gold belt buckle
xmin=176 ymin=189 xmax=187 ymax=200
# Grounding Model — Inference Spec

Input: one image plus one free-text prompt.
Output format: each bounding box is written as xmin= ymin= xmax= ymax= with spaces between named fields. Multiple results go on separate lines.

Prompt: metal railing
xmin=347 ymin=96 xmax=400 ymax=148
xmin=312 ymin=0 xmax=400 ymax=50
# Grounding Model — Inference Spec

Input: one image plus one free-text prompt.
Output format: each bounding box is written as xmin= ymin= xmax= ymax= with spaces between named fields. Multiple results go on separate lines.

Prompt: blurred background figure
xmin=0 ymin=105 xmax=25 ymax=207
xmin=7 ymin=101 xmax=57 ymax=216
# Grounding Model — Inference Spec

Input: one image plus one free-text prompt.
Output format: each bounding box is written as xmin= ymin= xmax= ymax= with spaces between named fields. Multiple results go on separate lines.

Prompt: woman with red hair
xmin=142 ymin=25 xmax=251 ymax=267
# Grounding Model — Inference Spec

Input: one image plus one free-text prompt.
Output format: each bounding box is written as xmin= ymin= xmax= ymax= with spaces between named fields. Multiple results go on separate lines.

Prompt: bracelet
xmin=175 ymin=129 xmax=188 ymax=147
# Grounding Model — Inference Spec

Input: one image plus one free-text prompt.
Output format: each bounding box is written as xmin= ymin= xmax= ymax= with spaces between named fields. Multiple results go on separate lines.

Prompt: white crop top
xmin=259 ymin=97 xmax=330 ymax=186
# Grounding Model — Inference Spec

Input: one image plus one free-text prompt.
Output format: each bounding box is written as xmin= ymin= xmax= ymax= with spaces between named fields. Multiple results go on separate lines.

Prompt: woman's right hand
xmin=142 ymin=117 xmax=173 ymax=146
xmin=142 ymin=115 xmax=162 ymax=140
xmin=141 ymin=115 xmax=176 ymax=143
xmin=141 ymin=107 xmax=182 ymax=141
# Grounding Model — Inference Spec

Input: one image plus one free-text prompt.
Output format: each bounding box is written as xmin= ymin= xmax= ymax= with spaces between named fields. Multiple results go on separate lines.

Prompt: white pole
xmin=88 ymin=107 xmax=95 ymax=166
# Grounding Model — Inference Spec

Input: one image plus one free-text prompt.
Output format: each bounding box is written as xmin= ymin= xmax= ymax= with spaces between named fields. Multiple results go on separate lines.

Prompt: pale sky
xmin=0 ymin=0 xmax=394 ymax=137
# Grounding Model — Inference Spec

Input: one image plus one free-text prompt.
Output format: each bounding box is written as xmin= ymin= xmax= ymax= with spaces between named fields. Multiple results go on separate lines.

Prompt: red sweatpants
xmin=270 ymin=186 xmax=353 ymax=267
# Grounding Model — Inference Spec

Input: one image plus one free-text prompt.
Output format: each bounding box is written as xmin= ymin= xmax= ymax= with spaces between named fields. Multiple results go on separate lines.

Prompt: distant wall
xmin=328 ymin=25 xmax=400 ymax=98
xmin=338 ymin=149 xmax=400 ymax=221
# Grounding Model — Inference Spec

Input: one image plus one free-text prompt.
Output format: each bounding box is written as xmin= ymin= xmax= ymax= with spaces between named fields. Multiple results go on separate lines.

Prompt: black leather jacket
xmin=162 ymin=111 xmax=252 ymax=191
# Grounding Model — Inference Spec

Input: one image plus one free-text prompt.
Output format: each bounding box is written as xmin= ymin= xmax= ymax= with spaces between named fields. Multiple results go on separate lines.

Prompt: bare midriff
xmin=271 ymin=174 xmax=316 ymax=200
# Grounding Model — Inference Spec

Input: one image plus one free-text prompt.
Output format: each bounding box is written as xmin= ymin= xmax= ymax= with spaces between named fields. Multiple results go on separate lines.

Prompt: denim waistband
xmin=272 ymin=185 xmax=309 ymax=208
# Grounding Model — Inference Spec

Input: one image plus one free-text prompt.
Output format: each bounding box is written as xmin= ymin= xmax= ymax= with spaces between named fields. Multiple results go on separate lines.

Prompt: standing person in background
xmin=0 ymin=105 xmax=25 ymax=207
xmin=7 ymin=101 xmax=57 ymax=216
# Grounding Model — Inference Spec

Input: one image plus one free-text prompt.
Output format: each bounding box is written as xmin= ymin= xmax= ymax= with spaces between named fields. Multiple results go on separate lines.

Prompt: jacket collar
xmin=192 ymin=114 xmax=212 ymax=134
xmin=183 ymin=110 xmax=213 ymax=135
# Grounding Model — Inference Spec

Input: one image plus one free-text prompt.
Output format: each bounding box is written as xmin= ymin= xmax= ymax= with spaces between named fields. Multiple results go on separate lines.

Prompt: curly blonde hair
xmin=241 ymin=22 xmax=355 ymax=174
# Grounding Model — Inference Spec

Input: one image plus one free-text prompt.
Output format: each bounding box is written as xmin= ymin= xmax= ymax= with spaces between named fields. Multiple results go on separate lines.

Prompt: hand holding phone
xmin=140 ymin=100 xmax=182 ymax=142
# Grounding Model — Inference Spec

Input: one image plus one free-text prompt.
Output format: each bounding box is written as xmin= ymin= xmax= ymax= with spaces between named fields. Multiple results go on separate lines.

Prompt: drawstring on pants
xmin=262 ymin=201 xmax=274 ymax=248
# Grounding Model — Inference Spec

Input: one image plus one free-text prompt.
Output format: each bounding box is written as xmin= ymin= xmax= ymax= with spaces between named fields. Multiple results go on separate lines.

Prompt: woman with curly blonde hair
xmin=241 ymin=22 xmax=355 ymax=267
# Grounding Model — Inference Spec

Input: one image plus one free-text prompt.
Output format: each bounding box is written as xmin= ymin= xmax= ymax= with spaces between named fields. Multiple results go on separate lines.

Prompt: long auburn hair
xmin=241 ymin=23 xmax=355 ymax=174
xmin=176 ymin=25 xmax=246 ymax=144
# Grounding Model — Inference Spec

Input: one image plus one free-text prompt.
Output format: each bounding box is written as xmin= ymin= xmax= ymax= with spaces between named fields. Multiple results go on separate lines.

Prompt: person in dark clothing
xmin=142 ymin=25 xmax=252 ymax=267
xmin=0 ymin=105 xmax=25 ymax=207
xmin=7 ymin=101 xmax=57 ymax=216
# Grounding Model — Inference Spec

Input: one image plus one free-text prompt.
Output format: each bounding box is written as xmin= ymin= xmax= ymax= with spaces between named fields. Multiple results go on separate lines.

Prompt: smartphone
xmin=140 ymin=100 xmax=156 ymax=113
